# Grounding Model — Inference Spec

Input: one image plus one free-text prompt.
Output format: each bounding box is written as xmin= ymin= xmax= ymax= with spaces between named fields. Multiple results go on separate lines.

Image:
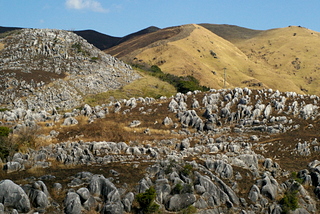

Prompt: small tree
xmin=136 ymin=187 xmax=159 ymax=213
xmin=0 ymin=126 xmax=13 ymax=161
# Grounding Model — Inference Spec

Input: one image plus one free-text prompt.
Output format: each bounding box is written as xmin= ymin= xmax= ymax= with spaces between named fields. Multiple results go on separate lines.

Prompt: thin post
xmin=223 ymin=68 xmax=226 ymax=89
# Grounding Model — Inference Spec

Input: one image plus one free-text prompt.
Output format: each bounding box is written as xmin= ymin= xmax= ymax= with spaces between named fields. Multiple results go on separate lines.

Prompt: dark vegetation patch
xmin=132 ymin=64 xmax=210 ymax=93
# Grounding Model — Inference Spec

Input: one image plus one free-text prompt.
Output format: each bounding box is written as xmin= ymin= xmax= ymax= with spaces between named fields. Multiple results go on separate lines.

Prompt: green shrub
xmin=136 ymin=187 xmax=160 ymax=213
xmin=280 ymin=190 xmax=299 ymax=213
xmin=0 ymin=127 xmax=11 ymax=137
xmin=172 ymin=183 xmax=183 ymax=194
xmin=181 ymin=164 xmax=193 ymax=177
xmin=291 ymin=172 xmax=303 ymax=184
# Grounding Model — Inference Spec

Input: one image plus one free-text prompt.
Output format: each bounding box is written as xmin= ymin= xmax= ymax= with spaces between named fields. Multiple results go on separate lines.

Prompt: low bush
xmin=280 ymin=189 xmax=299 ymax=213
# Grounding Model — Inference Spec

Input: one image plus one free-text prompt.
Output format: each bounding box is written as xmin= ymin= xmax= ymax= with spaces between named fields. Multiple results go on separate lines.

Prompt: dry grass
xmin=51 ymin=100 xmax=183 ymax=143
xmin=0 ymin=43 xmax=4 ymax=51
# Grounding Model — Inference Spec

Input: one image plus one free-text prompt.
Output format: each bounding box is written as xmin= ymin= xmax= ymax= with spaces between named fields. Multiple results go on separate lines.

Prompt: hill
xmin=105 ymin=24 xmax=320 ymax=96
xmin=234 ymin=25 xmax=320 ymax=95
xmin=73 ymin=29 xmax=121 ymax=50
xmin=0 ymin=28 xmax=140 ymax=111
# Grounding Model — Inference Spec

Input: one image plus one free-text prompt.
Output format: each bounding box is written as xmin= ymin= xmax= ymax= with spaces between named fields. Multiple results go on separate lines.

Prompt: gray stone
xmin=77 ymin=187 xmax=91 ymax=202
xmin=64 ymin=192 xmax=82 ymax=214
xmin=166 ymin=193 xmax=196 ymax=211
xmin=0 ymin=180 xmax=31 ymax=213
xmin=102 ymin=202 xmax=124 ymax=214
xmin=3 ymin=161 xmax=24 ymax=173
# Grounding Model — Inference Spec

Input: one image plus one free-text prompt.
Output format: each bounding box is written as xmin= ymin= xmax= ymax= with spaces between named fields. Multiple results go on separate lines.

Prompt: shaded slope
xmin=74 ymin=30 xmax=121 ymax=50
xmin=199 ymin=23 xmax=264 ymax=43
xmin=0 ymin=26 xmax=22 ymax=34
xmin=116 ymin=26 xmax=160 ymax=45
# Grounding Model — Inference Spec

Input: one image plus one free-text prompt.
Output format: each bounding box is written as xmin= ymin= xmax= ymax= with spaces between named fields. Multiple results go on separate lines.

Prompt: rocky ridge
xmin=0 ymin=28 xmax=140 ymax=111
xmin=0 ymin=88 xmax=320 ymax=213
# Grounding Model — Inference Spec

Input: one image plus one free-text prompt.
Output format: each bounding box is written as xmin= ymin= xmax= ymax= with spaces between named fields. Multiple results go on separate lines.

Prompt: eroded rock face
xmin=0 ymin=28 xmax=140 ymax=111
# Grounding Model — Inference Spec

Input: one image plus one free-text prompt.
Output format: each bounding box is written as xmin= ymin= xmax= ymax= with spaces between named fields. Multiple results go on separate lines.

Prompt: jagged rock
xmin=0 ymin=203 xmax=4 ymax=214
xmin=205 ymin=160 xmax=233 ymax=179
xmin=256 ymin=173 xmax=280 ymax=200
xmin=64 ymin=192 xmax=82 ymax=214
xmin=77 ymin=187 xmax=91 ymax=202
xmin=122 ymin=192 xmax=134 ymax=212
xmin=248 ymin=185 xmax=260 ymax=203
xmin=101 ymin=202 xmax=124 ymax=214
xmin=163 ymin=116 xmax=174 ymax=126
xmin=155 ymin=179 xmax=171 ymax=204
xmin=3 ymin=161 xmax=24 ymax=173
xmin=53 ymin=183 xmax=62 ymax=193
xmin=0 ymin=180 xmax=31 ymax=213
xmin=166 ymin=193 xmax=196 ymax=211
xmin=129 ymin=120 xmax=141 ymax=127
xmin=63 ymin=117 xmax=78 ymax=126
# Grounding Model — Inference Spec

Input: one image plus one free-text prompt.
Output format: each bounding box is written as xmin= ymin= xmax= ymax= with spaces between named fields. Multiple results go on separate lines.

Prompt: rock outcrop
xmin=0 ymin=28 xmax=140 ymax=111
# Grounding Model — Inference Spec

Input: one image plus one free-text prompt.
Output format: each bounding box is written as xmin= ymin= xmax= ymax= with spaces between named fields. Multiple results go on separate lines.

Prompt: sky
xmin=0 ymin=0 xmax=319 ymax=37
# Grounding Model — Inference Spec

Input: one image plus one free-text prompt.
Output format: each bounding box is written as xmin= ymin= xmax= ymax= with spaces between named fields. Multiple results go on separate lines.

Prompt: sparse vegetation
xmin=0 ymin=108 xmax=9 ymax=112
xmin=291 ymin=172 xmax=303 ymax=184
xmin=179 ymin=205 xmax=197 ymax=214
xmin=72 ymin=42 xmax=90 ymax=56
xmin=0 ymin=126 xmax=42 ymax=161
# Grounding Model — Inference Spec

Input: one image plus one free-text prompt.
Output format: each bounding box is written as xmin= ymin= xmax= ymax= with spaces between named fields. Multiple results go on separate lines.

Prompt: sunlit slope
xmin=235 ymin=26 xmax=320 ymax=95
xmin=105 ymin=24 xmax=318 ymax=94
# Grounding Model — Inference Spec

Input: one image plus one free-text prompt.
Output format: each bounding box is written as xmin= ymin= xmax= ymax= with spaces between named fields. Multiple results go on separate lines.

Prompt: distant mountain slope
xmin=74 ymin=26 xmax=160 ymax=50
xmin=0 ymin=26 xmax=22 ymax=34
xmin=199 ymin=23 xmax=263 ymax=43
xmin=0 ymin=28 xmax=140 ymax=110
xmin=74 ymin=30 xmax=121 ymax=50
xmin=235 ymin=26 xmax=320 ymax=95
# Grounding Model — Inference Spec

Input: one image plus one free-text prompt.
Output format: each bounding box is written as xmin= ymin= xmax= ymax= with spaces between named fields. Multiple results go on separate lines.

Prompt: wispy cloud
xmin=65 ymin=0 xmax=109 ymax=13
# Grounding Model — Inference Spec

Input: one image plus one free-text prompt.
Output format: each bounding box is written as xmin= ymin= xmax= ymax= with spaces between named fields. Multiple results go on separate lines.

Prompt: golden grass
xmin=0 ymin=43 xmax=4 ymax=51
xmin=84 ymin=70 xmax=176 ymax=106
xmin=108 ymin=24 xmax=320 ymax=96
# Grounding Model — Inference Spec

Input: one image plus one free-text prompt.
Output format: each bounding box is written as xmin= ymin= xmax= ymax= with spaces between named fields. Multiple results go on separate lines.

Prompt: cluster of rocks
xmin=0 ymin=28 xmax=140 ymax=111
xmin=0 ymin=86 xmax=320 ymax=213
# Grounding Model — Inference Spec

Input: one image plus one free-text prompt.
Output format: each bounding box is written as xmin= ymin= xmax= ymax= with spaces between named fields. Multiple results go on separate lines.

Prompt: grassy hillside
xmin=105 ymin=24 xmax=320 ymax=95
xmin=235 ymin=26 xmax=320 ymax=95
xmin=84 ymin=69 xmax=177 ymax=106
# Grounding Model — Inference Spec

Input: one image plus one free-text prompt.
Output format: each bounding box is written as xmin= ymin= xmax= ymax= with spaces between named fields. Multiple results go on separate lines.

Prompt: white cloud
xmin=66 ymin=0 xmax=109 ymax=13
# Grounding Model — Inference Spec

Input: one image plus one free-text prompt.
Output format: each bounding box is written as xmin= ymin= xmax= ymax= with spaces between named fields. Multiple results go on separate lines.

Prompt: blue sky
xmin=0 ymin=0 xmax=319 ymax=37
